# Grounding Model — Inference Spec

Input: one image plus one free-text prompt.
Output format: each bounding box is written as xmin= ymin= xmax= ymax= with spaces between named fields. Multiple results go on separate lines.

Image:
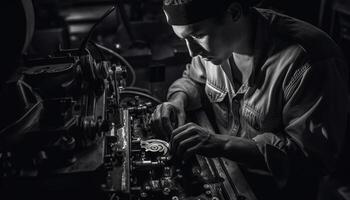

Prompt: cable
xmin=115 ymin=0 xmax=135 ymax=43
xmin=88 ymin=41 xmax=106 ymax=61
xmin=124 ymin=86 xmax=152 ymax=95
xmin=92 ymin=42 xmax=136 ymax=87
xmin=79 ymin=6 xmax=116 ymax=52
xmin=0 ymin=100 xmax=42 ymax=138
xmin=120 ymin=90 xmax=161 ymax=104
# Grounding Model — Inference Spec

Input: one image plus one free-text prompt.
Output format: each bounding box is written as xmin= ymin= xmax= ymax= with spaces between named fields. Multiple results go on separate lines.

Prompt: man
xmin=151 ymin=0 xmax=348 ymax=199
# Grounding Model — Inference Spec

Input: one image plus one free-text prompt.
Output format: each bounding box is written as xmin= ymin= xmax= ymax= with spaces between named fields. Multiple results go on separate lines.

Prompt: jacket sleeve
xmin=167 ymin=56 xmax=207 ymax=110
xmin=252 ymin=57 xmax=348 ymax=188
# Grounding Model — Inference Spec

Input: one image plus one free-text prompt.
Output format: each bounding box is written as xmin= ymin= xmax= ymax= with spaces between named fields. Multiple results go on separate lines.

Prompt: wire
xmin=79 ymin=6 xmax=116 ymax=52
xmin=88 ymin=41 xmax=106 ymax=61
xmin=0 ymin=81 xmax=42 ymax=138
xmin=92 ymin=42 xmax=136 ymax=87
xmin=115 ymin=0 xmax=135 ymax=43
xmin=124 ymin=86 xmax=152 ymax=95
xmin=120 ymin=90 xmax=161 ymax=104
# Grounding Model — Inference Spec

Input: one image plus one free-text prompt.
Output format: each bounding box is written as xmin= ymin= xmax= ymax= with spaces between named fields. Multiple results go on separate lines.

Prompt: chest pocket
xmin=205 ymin=82 xmax=226 ymax=103
xmin=205 ymin=82 xmax=230 ymax=128
xmin=241 ymin=103 xmax=261 ymax=136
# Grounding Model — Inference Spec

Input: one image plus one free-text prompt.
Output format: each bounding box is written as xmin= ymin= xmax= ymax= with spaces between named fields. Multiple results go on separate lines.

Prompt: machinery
xmin=0 ymin=2 xmax=256 ymax=200
xmin=0 ymin=46 xmax=251 ymax=200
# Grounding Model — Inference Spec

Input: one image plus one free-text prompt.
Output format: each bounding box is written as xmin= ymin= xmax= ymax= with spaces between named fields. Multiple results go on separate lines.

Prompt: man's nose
xmin=185 ymin=38 xmax=203 ymax=57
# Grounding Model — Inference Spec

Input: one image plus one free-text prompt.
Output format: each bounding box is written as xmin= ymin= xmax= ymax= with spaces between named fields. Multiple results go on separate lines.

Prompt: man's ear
xmin=227 ymin=2 xmax=242 ymax=22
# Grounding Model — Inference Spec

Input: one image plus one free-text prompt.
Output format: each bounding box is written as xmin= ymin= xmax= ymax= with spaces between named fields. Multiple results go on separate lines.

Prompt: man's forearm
xmin=223 ymin=136 xmax=268 ymax=170
xmin=168 ymin=91 xmax=188 ymax=110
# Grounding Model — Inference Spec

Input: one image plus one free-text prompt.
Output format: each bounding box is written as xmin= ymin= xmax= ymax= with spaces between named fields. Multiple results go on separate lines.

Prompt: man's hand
xmin=151 ymin=101 xmax=186 ymax=140
xmin=171 ymin=122 xmax=230 ymax=161
xmin=151 ymin=92 xmax=187 ymax=140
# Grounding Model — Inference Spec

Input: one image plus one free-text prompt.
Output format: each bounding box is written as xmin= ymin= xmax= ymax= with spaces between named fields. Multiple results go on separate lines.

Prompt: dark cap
xmin=163 ymin=0 xmax=232 ymax=25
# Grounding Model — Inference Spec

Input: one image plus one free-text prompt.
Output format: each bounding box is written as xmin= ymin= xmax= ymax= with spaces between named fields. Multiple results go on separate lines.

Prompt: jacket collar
xmin=204 ymin=8 xmax=273 ymax=98
xmin=248 ymin=8 xmax=272 ymax=87
xmin=218 ymin=8 xmax=273 ymax=89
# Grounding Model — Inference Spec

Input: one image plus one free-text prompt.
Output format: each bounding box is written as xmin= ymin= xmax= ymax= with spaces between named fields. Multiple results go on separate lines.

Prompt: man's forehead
xmin=172 ymin=24 xmax=199 ymax=38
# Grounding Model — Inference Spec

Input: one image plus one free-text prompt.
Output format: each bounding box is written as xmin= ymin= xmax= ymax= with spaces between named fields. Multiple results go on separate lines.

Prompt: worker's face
xmin=172 ymin=15 xmax=235 ymax=65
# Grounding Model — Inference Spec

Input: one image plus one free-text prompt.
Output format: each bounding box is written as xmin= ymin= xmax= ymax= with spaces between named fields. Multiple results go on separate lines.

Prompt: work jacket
xmin=167 ymin=8 xmax=348 ymax=199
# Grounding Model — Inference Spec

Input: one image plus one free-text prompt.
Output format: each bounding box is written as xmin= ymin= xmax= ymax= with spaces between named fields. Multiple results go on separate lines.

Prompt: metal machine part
xmin=0 ymin=48 xmax=126 ymax=200
xmin=104 ymin=99 xmax=253 ymax=200
xmin=0 ymin=48 xmax=255 ymax=200
xmin=0 ymin=2 xmax=254 ymax=199
xmin=140 ymin=139 xmax=169 ymax=156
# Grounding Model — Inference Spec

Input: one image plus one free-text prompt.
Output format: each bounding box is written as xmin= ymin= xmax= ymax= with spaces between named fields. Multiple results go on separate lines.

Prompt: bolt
xmin=203 ymin=184 xmax=210 ymax=189
xmin=177 ymin=174 xmax=183 ymax=179
xmin=163 ymin=187 xmax=171 ymax=195
xmin=144 ymin=185 xmax=151 ymax=191
xmin=205 ymin=190 xmax=212 ymax=196
xmin=140 ymin=192 xmax=148 ymax=198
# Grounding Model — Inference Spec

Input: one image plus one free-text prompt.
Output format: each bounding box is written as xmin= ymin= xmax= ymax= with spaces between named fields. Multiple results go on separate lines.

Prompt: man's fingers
xmin=171 ymin=124 xmax=197 ymax=153
xmin=183 ymin=143 xmax=202 ymax=162
xmin=161 ymin=105 xmax=176 ymax=134
xmin=176 ymin=135 xmax=200 ymax=158
xmin=177 ymin=112 xmax=185 ymax=127
xmin=170 ymin=123 xmax=190 ymax=143
xmin=151 ymin=104 xmax=170 ymax=139
xmin=161 ymin=116 xmax=172 ymax=140
xmin=152 ymin=105 xmax=162 ymax=128
xmin=172 ymin=122 xmax=196 ymax=136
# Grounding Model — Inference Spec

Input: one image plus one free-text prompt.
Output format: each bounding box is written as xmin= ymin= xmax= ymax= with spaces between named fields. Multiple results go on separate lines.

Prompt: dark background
xmin=0 ymin=0 xmax=349 ymax=200
xmin=24 ymin=0 xmax=350 ymax=100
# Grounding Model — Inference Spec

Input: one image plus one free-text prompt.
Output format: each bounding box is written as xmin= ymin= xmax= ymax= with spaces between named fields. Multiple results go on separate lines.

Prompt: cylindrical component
xmin=163 ymin=187 xmax=171 ymax=195
xmin=176 ymin=174 xmax=183 ymax=179
xmin=59 ymin=136 xmax=76 ymax=151
xmin=144 ymin=185 xmax=151 ymax=191
xmin=205 ymin=190 xmax=212 ymax=196
xmin=163 ymin=166 xmax=172 ymax=177
xmin=130 ymin=186 xmax=142 ymax=191
xmin=171 ymin=196 xmax=179 ymax=200
xmin=133 ymin=160 xmax=165 ymax=168
xmin=140 ymin=192 xmax=148 ymax=198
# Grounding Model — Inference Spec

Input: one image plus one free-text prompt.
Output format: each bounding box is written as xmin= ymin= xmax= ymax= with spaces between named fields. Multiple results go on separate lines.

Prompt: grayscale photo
xmin=0 ymin=0 xmax=349 ymax=200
